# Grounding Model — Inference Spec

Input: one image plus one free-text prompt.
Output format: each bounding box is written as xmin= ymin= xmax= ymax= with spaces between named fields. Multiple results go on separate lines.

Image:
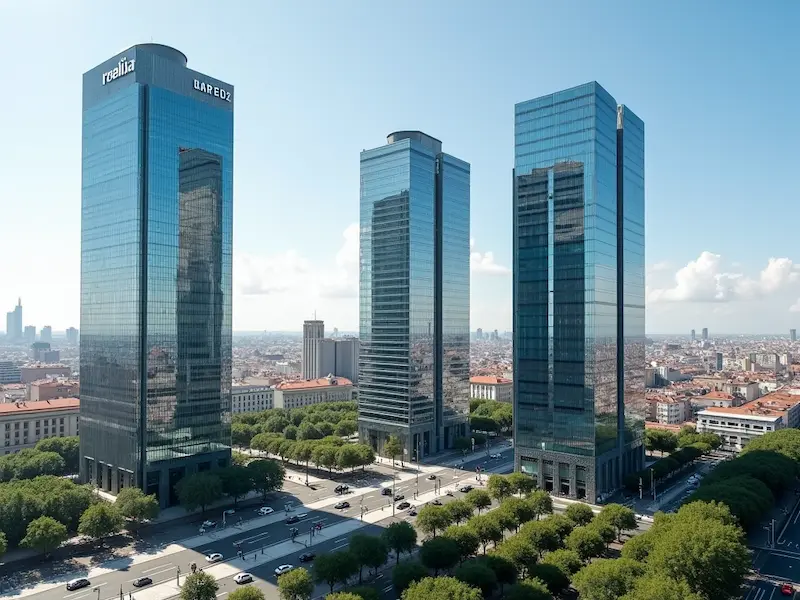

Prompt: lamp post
xmin=650 ymin=468 xmax=656 ymax=501
xmin=392 ymin=467 xmax=396 ymax=517
xmin=93 ymin=587 xmax=100 ymax=600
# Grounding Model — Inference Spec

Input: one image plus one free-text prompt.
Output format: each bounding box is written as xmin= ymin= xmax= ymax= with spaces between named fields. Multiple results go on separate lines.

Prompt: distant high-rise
xmin=317 ymin=337 xmax=360 ymax=383
xmin=79 ymin=44 xmax=233 ymax=507
xmin=40 ymin=326 xmax=52 ymax=343
xmin=513 ymin=83 xmax=646 ymax=501
xmin=791 ymin=329 xmax=797 ymax=342
xmin=359 ymin=131 xmax=470 ymax=458
xmin=5 ymin=298 xmax=22 ymax=340
xmin=66 ymin=327 xmax=79 ymax=345
xmin=715 ymin=352 xmax=723 ymax=371
xmin=24 ymin=326 xmax=36 ymax=344
xmin=702 ymin=327 xmax=709 ymax=341
xmin=476 ymin=328 xmax=483 ymax=340
xmin=690 ymin=329 xmax=696 ymax=342
xmin=302 ymin=320 xmax=325 ymax=379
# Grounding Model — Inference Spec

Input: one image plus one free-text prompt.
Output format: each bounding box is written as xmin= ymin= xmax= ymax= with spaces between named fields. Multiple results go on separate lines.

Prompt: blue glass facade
xmin=80 ymin=45 xmax=233 ymax=507
xmin=358 ymin=132 xmax=469 ymax=458
xmin=513 ymin=83 xmax=645 ymax=501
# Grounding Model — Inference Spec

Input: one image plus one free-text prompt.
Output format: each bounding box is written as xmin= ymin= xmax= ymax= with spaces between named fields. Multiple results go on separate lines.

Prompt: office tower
xmin=715 ymin=352 xmax=723 ymax=371
xmin=513 ymin=83 xmax=646 ymax=501
xmin=690 ymin=329 xmax=696 ymax=342
xmin=5 ymin=298 xmax=22 ymax=340
xmin=30 ymin=341 xmax=51 ymax=361
xmin=702 ymin=327 xmax=708 ymax=341
xmin=79 ymin=44 xmax=233 ymax=506
xmin=359 ymin=131 xmax=470 ymax=458
xmin=476 ymin=328 xmax=483 ymax=340
xmin=791 ymin=329 xmax=797 ymax=342
xmin=40 ymin=326 xmax=52 ymax=343
xmin=302 ymin=320 xmax=325 ymax=379
xmin=24 ymin=326 xmax=36 ymax=344
xmin=66 ymin=327 xmax=79 ymax=345
xmin=317 ymin=337 xmax=360 ymax=383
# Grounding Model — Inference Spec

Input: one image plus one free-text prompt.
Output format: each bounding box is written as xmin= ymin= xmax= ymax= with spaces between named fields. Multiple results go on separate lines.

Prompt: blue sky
xmin=1 ymin=1 xmax=798 ymax=334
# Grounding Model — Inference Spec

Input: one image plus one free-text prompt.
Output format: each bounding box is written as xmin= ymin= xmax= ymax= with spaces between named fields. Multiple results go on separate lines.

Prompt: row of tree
xmin=248 ymin=434 xmax=375 ymax=476
xmin=468 ymin=400 xmax=513 ymax=436
xmin=232 ymin=402 xmax=358 ymax=447
xmin=686 ymin=428 xmax=800 ymax=529
xmin=624 ymin=444 xmax=705 ymax=492
xmin=0 ymin=436 xmax=81 ymax=482
xmin=644 ymin=426 xmax=722 ymax=456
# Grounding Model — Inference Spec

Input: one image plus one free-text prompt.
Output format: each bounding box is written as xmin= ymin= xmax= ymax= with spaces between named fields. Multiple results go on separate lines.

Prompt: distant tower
xmin=791 ymin=329 xmax=797 ymax=342
xmin=690 ymin=329 xmax=696 ymax=342
xmin=715 ymin=352 xmax=723 ymax=371
xmin=40 ymin=325 xmax=52 ymax=343
xmin=702 ymin=327 xmax=709 ymax=341
xmin=303 ymin=319 xmax=325 ymax=378
xmin=476 ymin=328 xmax=483 ymax=340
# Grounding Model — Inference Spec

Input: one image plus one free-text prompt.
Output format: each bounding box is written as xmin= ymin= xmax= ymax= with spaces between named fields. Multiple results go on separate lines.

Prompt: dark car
xmin=334 ymin=485 xmax=349 ymax=494
xmin=394 ymin=494 xmax=405 ymax=502
xmin=397 ymin=501 xmax=411 ymax=510
xmin=408 ymin=509 xmax=418 ymax=516
xmin=381 ymin=488 xmax=393 ymax=496
xmin=431 ymin=499 xmax=442 ymax=506
xmin=427 ymin=474 xmax=437 ymax=480
xmin=334 ymin=501 xmax=350 ymax=509
xmin=299 ymin=552 xmax=316 ymax=562
xmin=132 ymin=577 xmax=153 ymax=588
xmin=285 ymin=515 xmax=300 ymax=524
xmin=459 ymin=485 xmax=473 ymax=493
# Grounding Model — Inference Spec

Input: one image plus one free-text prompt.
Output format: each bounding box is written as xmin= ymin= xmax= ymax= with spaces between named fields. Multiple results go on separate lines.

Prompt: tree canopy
xmin=402 ymin=577 xmax=483 ymax=600
xmin=181 ymin=571 xmax=219 ymax=600
xmin=278 ymin=567 xmax=314 ymax=600
xmin=175 ymin=472 xmax=223 ymax=513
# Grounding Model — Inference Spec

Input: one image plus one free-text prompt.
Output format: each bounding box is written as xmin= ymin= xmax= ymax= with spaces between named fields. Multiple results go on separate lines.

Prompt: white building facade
xmin=0 ymin=397 xmax=80 ymax=454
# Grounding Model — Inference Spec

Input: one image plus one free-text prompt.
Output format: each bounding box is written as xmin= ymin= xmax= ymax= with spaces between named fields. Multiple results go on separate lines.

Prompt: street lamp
xmin=650 ymin=468 xmax=656 ymax=501
xmin=93 ymin=587 xmax=100 ymax=600
xmin=392 ymin=468 xmax=396 ymax=517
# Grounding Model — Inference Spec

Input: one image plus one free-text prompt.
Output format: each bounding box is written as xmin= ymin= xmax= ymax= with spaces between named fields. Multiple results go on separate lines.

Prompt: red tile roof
xmin=0 ymin=397 xmax=79 ymax=415
xmin=470 ymin=376 xmax=512 ymax=385
xmin=276 ymin=377 xmax=352 ymax=391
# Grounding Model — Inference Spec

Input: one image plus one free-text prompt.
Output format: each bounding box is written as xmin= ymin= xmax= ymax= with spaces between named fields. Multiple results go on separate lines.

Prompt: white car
xmin=296 ymin=513 xmax=308 ymax=519
xmin=202 ymin=520 xmax=216 ymax=528
xmin=490 ymin=453 xmax=501 ymax=459
xmin=233 ymin=573 xmax=253 ymax=584
xmin=258 ymin=507 xmax=274 ymax=516
xmin=224 ymin=509 xmax=236 ymax=516
xmin=274 ymin=564 xmax=294 ymax=576
xmin=206 ymin=553 xmax=223 ymax=563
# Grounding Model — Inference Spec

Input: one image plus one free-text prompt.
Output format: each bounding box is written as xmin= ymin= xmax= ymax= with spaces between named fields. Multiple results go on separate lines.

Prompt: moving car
xmin=233 ymin=573 xmax=253 ymax=584
xmin=431 ymin=499 xmax=442 ymax=506
xmin=224 ymin=509 xmax=235 ymax=516
xmin=334 ymin=501 xmax=350 ymax=509
xmin=285 ymin=515 xmax=300 ymax=524
xmin=427 ymin=474 xmax=437 ymax=480
xmin=258 ymin=506 xmax=274 ymax=516
xmin=781 ymin=583 xmax=794 ymax=596
xmin=298 ymin=552 xmax=316 ymax=562
xmin=205 ymin=553 xmax=223 ymax=563
xmin=459 ymin=485 xmax=473 ymax=493
xmin=274 ymin=565 xmax=294 ymax=576
xmin=66 ymin=579 xmax=90 ymax=591
xmin=394 ymin=494 xmax=405 ymax=502
xmin=297 ymin=513 xmax=308 ymax=519
xmin=408 ymin=508 xmax=417 ymax=516
xmin=334 ymin=484 xmax=350 ymax=493
xmin=490 ymin=453 xmax=501 ymax=459
xmin=381 ymin=488 xmax=393 ymax=496
xmin=132 ymin=577 xmax=153 ymax=588
xmin=202 ymin=520 xmax=216 ymax=528
xmin=397 ymin=501 xmax=411 ymax=510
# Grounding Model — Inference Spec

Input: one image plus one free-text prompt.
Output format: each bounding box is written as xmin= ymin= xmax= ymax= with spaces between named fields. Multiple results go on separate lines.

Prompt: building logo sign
xmin=102 ymin=57 xmax=135 ymax=85
xmin=194 ymin=79 xmax=232 ymax=103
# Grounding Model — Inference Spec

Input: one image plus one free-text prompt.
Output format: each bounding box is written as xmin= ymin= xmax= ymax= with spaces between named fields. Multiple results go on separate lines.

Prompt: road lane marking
xmin=238 ymin=531 xmax=270 ymax=544
xmin=335 ymin=538 xmax=346 ymax=543
xmin=769 ymin=587 xmax=776 ymax=600
xmin=216 ymin=593 xmax=228 ymax=598
xmin=383 ymin=586 xmax=392 ymax=592
xmin=65 ymin=582 xmax=107 ymax=599
xmin=143 ymin=562 xmax=173 ymax=574
xmin=132 ymin=565 xmax=174 ymax=579
xmin=65 ymin=593 xmax=92 ymax=600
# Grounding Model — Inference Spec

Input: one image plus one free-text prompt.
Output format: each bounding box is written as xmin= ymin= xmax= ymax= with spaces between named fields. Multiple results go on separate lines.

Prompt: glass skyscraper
xmin=358 ymin=132 xmax=470 ymax=459
xmin=79 ymin=44 xmax=233 ymax=507
xmin=513 ymin=82 xmax=646 ymax=502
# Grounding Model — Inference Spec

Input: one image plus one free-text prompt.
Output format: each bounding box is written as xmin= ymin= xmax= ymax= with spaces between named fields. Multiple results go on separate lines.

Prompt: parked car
xmin=274 ymin=565 xmax=294 ymax=576
xmin=224 ymin=509 xmax=235 ymax=516
xmin=334 ymin=501 xmax=350 ymax=509
xmin=431 ymin=499 xmax=442 ymax=506
xmin=205 ymin=553 xmax=223 ymax=563
xmin=298 ymin=552 xmax=316 ymax=562
xmin=490 ymin=453 xmax=501 ymax=459
xmin=394 ymin=494 xmax=405 ymax=502
xmin=285 ymin=515 xmax=300 ymax=524
xmin=334 ymin=485 xmax=350 ymax=494
xmin=782 ymin=583 xmax=794 ymax=596
xmin=459 ymin=485 xmax=473 ymax=493
xmin=202 ymin=520 xmax=216 ymax=528
xmin=381 ymin=488 xmax=393 ymax=496
xmin=132 ymin=577 xmax=152 ymax=588
xmin=427 ymin=474 xmax=437 ymax=480
xmin=258 ymin=506 xmax=274 ymax=516
xmin=408 ymin=508 xmax=417 ymax=516
xmin=233 ymin=573 xmax=253 ymax=585
xmin=397 ymin=501 xmax=411 ymax=510
xmin=66 ymin=579 xmax=90 ymax=591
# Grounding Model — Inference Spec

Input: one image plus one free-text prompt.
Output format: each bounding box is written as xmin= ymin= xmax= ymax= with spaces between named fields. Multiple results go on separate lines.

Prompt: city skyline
xmin=1 ymin=2 xmax=799 ymax=334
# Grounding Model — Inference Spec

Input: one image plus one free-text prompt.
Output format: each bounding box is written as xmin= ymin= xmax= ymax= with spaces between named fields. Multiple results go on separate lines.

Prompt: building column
xmin=568 ymin=463 xmax=578 ymax=498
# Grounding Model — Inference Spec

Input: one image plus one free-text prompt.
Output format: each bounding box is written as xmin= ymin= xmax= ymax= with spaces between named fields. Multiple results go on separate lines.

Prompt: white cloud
xmin=470 ymin=238 xmax=510 ymax=275
xmin=648 ymin=251 xmax=800 ymax=304
xmin=790 ymin=298 xmax=800 ymax=313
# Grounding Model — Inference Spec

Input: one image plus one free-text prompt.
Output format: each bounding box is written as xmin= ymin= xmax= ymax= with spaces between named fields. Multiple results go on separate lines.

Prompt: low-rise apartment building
xmin=28 ymin=379 xmax=79 ymax=402
xmin=696 ymin=390 xmax=800 ymax=452
xmin=274 ymin=375 xmax=353 ymax=410
xmin=232 ymin=382 xmax=274 ymax=414
xmin=18 ymin=365 xmax=71 ymax=384
xmin=655 ymin=397 xmax=691 ymax=425
xmin=0 ymin=397 xmax=80 ymax=454
xmin=470 ymin=376 xmax=513 ymax=402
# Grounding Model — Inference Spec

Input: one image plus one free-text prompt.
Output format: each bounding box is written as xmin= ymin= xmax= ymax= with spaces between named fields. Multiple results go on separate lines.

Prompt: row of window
xmin=5 ymin=417 xmax=65 ymax=429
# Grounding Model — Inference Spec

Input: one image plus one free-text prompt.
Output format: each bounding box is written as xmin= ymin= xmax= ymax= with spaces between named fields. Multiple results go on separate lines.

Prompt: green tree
xmin=464 ymin=489 xmax=492 ymax=514
xmin=468 ymin=514 xmax=503 ymax=555
xmin=247 ymin=459 xmax=285 ymax=499
xmin=78 ymin=503 xmax=124 ymax=543
xmin=278 ymin=567 xmax=314 ymax=600
xmin=496 ymin=534 xmax=537 ymax=578
xmin=383 ymin=435 xmax=403 ymax=466
xmin=21 ymin=516 xmax=68 ymax=556
xmin=416 ymin=504 xmax=451 ymax=538
xmin=218 ymin=466 xmax=254 ymax=506
xmin=519 ymin=520 xmax=560 ymax=558
xmin=504 ymin=579 xmax=552 ymax=600
xmin=597 ymin=504 xmax=638 ymax=541
xmin=564 ymin=502 xmax=595 ymax=526
xmin=335 ymin=420 xmax=358 ymax=437
xmin=228 ymin=587 xmax=266 ymax=600
xmin=482 ymin=554 xmax=517 ymax=593
xmin=312 ymin=444 xmax=339 ymax=475
xmin=571 ymin=558 xmax=645 ymax=600
xmin=526 ymin=490 xmax=553 ymax=520
xmin=115 ymin=487 xmax=159 ymax=531
xmin=382 ymin=521 xmax=417 ymax=564
xmin=391 ymin=560 xmax=428 ymax=593
xmin=565 ymin=525 xmax=605 ymax=562
xmin=646 ymin=429 xmax=679 ymax=456
xmin=325 ymin=594 xmax=362 ymax=600
xmin=741 ymin=428 xmax=800 ymax=461
xmin=454 ymin=559 xmax=498 ymax=597
xmin=336 ymin=445 xmax=362 ymax=472
xmin=313 ymin=550 xmax=359 ymax=593
xmin=619 ymin=573 xmax=703 ymax=600
xmin=181 ymin=571 xmax=219 ymax=600
xmin=35 ymin=436 xmax=80 ymax=473
xmin=402 ymin=577 xmax=482 ymax=600
xmin=486 ymin=474 xmax=514 ymax=502
xmin=529 ymin=563 xmax=569 ymax=596
xmin=0 ymin=531 xmax=5 ymax=558
xmin=444 ymin=499 xmax=474 ymax=525
xmin=545 ymin=514 xmax=575 ymax=543
xmin=506 ymin=472 xmax=535 ymax=496
xmin=541 ymin=548 xmax=582 ymax=575
xmin=349 ymin=533 xmax=388 ymax=583
xmin=420 ymin=536 xmax=461 ymax=575
xmin=443 ymin=524 xmax=480 ymax=563
xmin=499 ymin=497 xmax=534 ymax=532
xmin=232 ymin=450 xmax=250 ymax=466
xmin=298 ymin=422 xmax=323 ymax=441
xmin=620 ymin=531 xmax=655 ymax=562
xmin=354 ymin=444 xmax=376 ymax=471
xmin=175 ymin=472 xmax=223 ymax=514
xmin=345 ymin=587 xmax=380 ymax=600
xmin=232 ymin=422 xmax=257 ymax=447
